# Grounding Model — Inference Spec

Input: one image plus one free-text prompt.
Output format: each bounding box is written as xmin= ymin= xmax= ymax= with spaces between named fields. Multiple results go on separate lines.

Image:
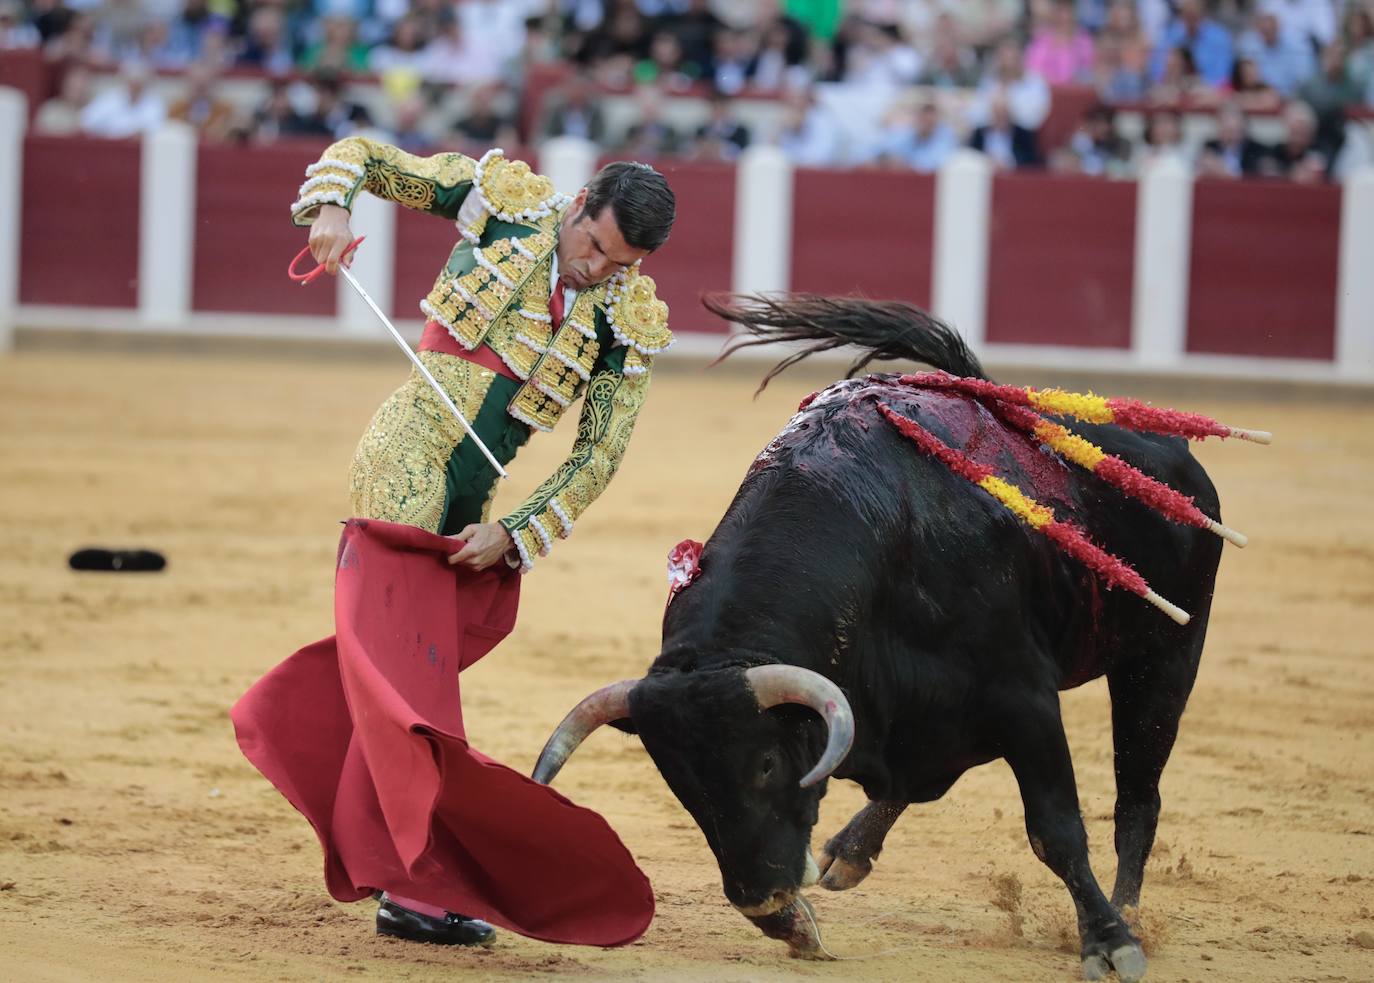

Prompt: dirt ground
xmin=1 ymin=346 xmax=1371 ymax=983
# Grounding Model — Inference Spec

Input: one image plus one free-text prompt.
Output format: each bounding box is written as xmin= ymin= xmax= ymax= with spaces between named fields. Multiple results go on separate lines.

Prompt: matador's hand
xmin=308 ymin=204 xmax=355 ymax=274
xmin=447 ymin=523 xmax=515 ymax=572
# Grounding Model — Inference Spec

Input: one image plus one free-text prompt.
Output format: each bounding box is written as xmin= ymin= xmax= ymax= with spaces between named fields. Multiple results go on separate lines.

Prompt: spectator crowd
xmin=4 ymin=0 xmax=1373 ymax=182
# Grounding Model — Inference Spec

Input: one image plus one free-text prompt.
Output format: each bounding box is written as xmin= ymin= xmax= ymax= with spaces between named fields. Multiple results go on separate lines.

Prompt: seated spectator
xmin=237 ymin=4 xmax=295 ymax=74
xmin=1298 ymin=41 xmax=1358 ymax=160
xmin=1268 ymin=100 xmax=1329 ymax=182
xmin=842 ymin=20 xmax=922 ymax=89
xmin=750 ymin=16 xmax=811 ymax=92
xmin=692 ymin=89 xmax=750 ymax=160
xmin=163 ymin=0 xmax=225 ymax=66
xmin=918 ymin=31 xmax=980 ymax=89
xmin=636 ymin=30 xmax=696 ymax=89
xmin=1150 ymin=46 xmax=1220 ymax=106
xmin=281 ymin=73 xmax=368 ymax=141
xmin=248 ymin=78 xmax=301 ymax=144
xmin=1099 ymin=0 xmax=1149 ymax=51
xmin=969 ymin=91 xmax=1042 ymax=170
xmin=1024 ymin=0 xmax=1096 ymax=85
xmin=390 ymin=95 xmax=435 ymax=154
xmin=1345 ymin=6 xmax=1374 ymax=103
xmin=1226 ymin=56 xmax=1284 ymax=112
xmin=775 ymin=86 xmax=840 ymax=167
xmin=1135 ymin=108 xmax=1189 ymax=169
xmin=453 ymin=84 xmax=518 ymax=147
xmin=1268 ymin=0 xmax=1339 ymax=51
xmin=91 ymin=0 xmax=149 ymax=65
xmin=866 ymin=101 xmax=959 ymax=173
xmin=455 ymin=0 xmax=528 ymax=78
xmin=81 ymin=62 xmax=165 ymax=139
xmin=711 ymin=28 xmax=754 ymax=94
xmin=973 ymin=40 xmax=1051 ymax=130
xmin=666 ymin=0 xmax=724 ymax=78
xmin=1051 ymin=103 xmax=1133 ymax=176
xmin=939 ymin=0 xmax=1021 ymax=55
xmin=538 ymin=71 xmax=607 ymax=144
xmin=425 ymin=13 xmax=502 ymax=86
xmin=45 ymin=10 xmax=99 ymax=70
xmin=168 ymin=63 xmax=236 ymax=142
xmin=620 ymin=85 xmax=679 ymax=158
xmin=370 ymin=15 xmax=430 ymax=75
xmin=1236 ymin=7 xmax=1316 ymax=98
xmin=0 ymin=0 xmax=40 ymax=49
xmin=1150 ymin=0 xmax=1233 ymax=88
xmin=1198 ymin=104 xmax=1270 ymax=178
xmin=33 ymin=64 xmax=92 ymax=135
xmin=1097 ymin=36 xmax=1152 ymax=102
xmin=300 ymin=14 xmax=370 ymax=74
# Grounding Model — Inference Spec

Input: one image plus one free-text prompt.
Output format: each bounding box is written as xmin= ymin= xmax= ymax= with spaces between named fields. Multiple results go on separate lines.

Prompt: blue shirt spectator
xmin=1151 ymin=0 xmax=1234 ymax=86
xmin=1236 ymin=11 xmax=1316 ymax=96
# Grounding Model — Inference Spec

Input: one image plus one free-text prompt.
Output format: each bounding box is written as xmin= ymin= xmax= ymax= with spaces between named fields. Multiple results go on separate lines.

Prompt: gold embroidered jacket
xmin=290 ymin=138 xmax=673 ymax=571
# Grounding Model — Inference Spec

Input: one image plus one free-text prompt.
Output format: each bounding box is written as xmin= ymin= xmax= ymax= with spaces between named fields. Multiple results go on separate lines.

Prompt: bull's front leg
xmin=997 ymin=689 xmax=1147 ymax=983
xmin=817 ymin=799 xmax=907 ymax=890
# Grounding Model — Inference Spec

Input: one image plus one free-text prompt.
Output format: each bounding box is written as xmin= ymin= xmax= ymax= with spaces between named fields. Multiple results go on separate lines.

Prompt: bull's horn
xmin=744 ymin=665 xmax=855 ymax=788
xmin=531 ymin=679 xmax=638 ymax=785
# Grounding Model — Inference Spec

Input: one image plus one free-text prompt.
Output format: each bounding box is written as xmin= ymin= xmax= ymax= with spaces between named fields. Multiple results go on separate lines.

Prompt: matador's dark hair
xmin=580 ymin=161 xmax=676 ymax=252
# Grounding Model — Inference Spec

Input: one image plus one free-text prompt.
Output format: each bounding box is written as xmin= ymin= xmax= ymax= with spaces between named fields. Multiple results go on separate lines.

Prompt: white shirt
xmin=548 ymin=249 xmax=578 ymax=322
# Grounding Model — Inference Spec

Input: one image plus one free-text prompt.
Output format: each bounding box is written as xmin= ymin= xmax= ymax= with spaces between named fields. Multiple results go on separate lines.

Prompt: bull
xmin=533 ymin=296 xmax=1228 ymax=982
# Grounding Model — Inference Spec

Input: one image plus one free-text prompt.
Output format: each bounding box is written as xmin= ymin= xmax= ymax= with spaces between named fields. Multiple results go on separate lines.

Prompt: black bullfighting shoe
xmin=375 ymin=898 xmax=496 ymax=946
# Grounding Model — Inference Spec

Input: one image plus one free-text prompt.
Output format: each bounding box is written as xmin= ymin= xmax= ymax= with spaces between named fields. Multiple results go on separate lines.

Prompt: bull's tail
xmin=704 ymin=293 xmax=987 ymax=392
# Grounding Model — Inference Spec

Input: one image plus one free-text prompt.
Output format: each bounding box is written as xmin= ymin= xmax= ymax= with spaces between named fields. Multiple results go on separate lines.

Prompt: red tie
xmin=549 ymin=281 xmax=566 ymax=330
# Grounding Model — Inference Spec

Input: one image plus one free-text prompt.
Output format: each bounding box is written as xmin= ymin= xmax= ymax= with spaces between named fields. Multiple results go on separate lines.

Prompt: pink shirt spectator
xmin=1025 ymin=29 xmax=1096 ymax=84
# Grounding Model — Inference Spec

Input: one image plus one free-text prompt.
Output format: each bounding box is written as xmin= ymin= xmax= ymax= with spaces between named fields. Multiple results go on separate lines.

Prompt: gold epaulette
xmin=606 ymin=268 xmax=672 ymax=357
xmin=458 ymin=149 xmax=571 ymax=243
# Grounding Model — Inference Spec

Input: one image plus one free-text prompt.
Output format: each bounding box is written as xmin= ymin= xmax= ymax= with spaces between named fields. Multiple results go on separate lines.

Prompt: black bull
xmin=533 ymin=297 xmax=1225 ymax=982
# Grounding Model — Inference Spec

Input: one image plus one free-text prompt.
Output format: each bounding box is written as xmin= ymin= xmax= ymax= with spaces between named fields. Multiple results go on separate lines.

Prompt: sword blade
xmin=339 ymin=266 xmax=509 ymax=481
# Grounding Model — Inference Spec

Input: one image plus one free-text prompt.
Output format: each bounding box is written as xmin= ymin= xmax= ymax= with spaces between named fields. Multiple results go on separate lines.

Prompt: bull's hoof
xmin=816 ymin=849 xmax=872 ymax=891
xmin=1081 ymin=943 xmax=1147 ymax=983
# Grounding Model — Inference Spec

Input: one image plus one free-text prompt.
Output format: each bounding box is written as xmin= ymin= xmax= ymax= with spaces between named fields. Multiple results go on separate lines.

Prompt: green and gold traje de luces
xmin=291 ymin=138 xmax=673 ymax=571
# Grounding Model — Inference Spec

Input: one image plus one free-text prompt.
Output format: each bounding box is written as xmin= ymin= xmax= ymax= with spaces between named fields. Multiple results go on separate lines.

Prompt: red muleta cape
xmin=230 ymin=518 xmax=654 ymax=946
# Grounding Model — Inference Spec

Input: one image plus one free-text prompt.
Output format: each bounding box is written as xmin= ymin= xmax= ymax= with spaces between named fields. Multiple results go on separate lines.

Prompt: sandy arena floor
xmin=1 ymin=347 xmax=1371 ymax=983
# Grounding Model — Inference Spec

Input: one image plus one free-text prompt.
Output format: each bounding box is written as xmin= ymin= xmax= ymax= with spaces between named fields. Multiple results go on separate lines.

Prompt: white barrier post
xmin=0 ymin=87 xmax=27 ymax=351
xmin=540 ymin=136 xmax=598 ymax=197
xmin=932 ymin=150 xmax=992 ymax=349
xmin=138 ymin=122 xmax=197 ymax=328
xmin=338 ymin=188 xmax=395 ymax=333
xmin=1131 ymin=155 xmax=1193 ymax=368
xmin=732 ymin=145 xmax=793 ymax=296
xmin=1336 ymin=167 xmax=1374 ymax=379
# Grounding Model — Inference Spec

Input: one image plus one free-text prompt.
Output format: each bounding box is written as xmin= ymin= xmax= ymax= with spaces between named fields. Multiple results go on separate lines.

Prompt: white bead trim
xmin=510 ymin=237 xmax=537 ymax=260
xmin=291 ymin=190 xmax=349 ymax=216
xmin=297 ymin=173 xmax=354 ymax=197
xmin=517 ymin=308 xmax=553 ymax=323
xmin=507 ymin=528 xmax=535 ymax=572
xmin=546 ymin=346 xmax=591 ymax=381
xmin=473 ymin=247 xmax=515 ymax=289
xmin=459 ymin=226 xmax=480 ymax=244
xmin=305 ymin=158 xmax=365 ymax=179
xmin=550 ymin=499 xmax=574 ymax=539
xmin=419 ymin=300 xmax=480 ymax=350
xmin=515 ymin=335 xmax=548 ymax=360
xmin=453 ymin=283 xmax=493 ymax=319
xmin=568 ymin=317 xmax=598 ymax=341
xmin=508 ymin=402 xmax=554 ymax=433
xmin=495 ymin=344 xmax=532 ymax=381
xmin=529 ymin=516 xmax=554 ymax=557
xmin=622 ymin=361 xmax=649 ymax=376
xmin=532 ymin=379 xmax=571 ymax=408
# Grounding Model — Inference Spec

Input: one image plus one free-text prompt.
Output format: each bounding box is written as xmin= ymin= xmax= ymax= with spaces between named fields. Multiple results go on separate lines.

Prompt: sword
xmin=290 ymin=237 xmax=509 ymax=480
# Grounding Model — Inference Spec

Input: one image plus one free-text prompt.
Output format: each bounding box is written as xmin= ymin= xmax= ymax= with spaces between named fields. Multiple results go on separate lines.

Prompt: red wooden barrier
xmin=790 ymin=168 xmax=935 ymax=306
xmin=1186 ymin=180 xmax=1339 ymax=360
xmin=986 ymin=173 xmax=1135 ymax=348
xmin=628 ymin=159 xmax=734 ymax=334
xmin=20 ymin=136 xmax=140 ymax=308
xmin=193 ymin=140 xmax=337 ymax=317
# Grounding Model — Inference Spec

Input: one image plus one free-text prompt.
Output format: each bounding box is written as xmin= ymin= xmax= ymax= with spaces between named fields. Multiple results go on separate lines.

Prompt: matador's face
xmin=555 ymin=187 xmax=651 ymax=291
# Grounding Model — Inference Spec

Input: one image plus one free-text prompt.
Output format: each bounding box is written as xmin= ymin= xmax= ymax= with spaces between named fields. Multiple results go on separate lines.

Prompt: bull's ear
xmin=608 ymin=718 xmax=638 ymax=735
